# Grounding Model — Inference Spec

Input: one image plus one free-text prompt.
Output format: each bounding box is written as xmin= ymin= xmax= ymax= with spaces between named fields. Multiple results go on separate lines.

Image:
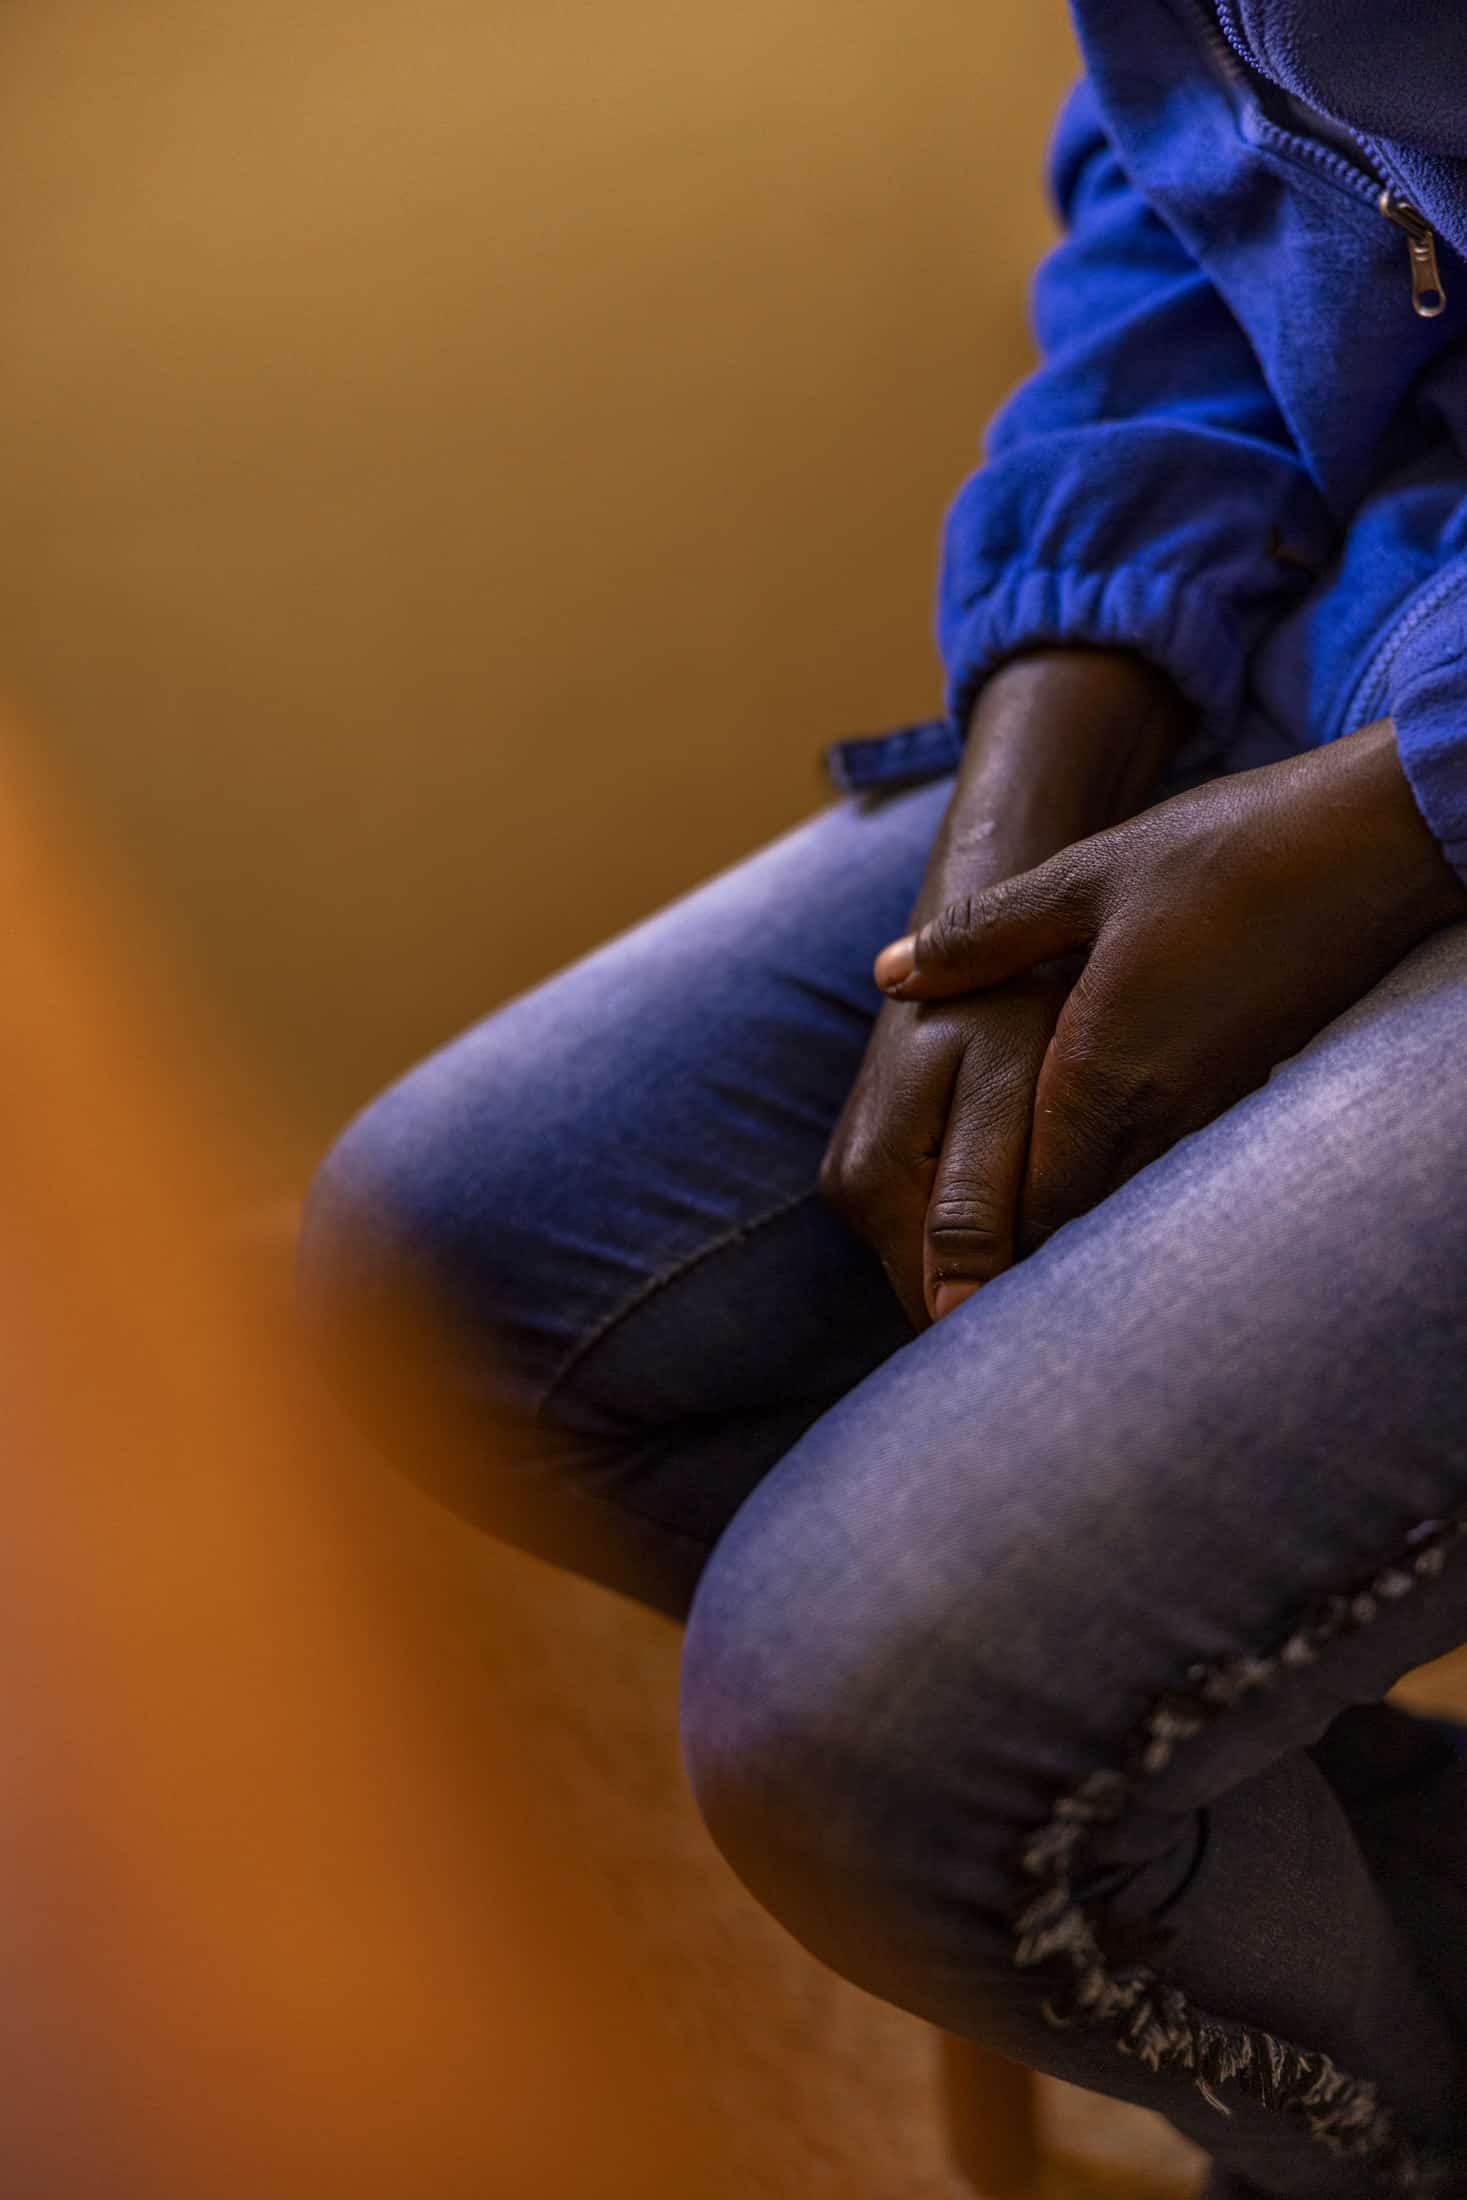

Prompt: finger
xmin=820 ymin=1012 xmax=960 ymax=1331
xmin=923 ymin=983 xmax=1062 ymax=1320
xmin=874 ymin=852 xmax=1096 ymax=1002
xmin=877 ymin=1162 xmax=940 ymax=1331
xmin=1017 ymin=990 xmax=1154 ymax=1253
xmin=851 ymin=1131 xmax=942 ymax=1332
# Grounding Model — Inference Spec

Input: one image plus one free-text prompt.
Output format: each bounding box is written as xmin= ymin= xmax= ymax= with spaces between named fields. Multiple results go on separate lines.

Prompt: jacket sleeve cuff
xmin=1384 ymin=639 xmax=1467 ymax=887
xmin=942 ymin=562 xmax=1247 ymax=773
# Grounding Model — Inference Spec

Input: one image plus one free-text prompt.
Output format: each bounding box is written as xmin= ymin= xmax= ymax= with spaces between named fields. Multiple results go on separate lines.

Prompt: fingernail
xmin=932 ymin=1281 xmax=978 ymax=1320
xmin=874 ymin=935 xmax=916 ymax=991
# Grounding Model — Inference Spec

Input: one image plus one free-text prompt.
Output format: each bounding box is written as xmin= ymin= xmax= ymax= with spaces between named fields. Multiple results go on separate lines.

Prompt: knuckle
xmin=818 ymin=1151 xmax=862 ymax=1219
xmin=926 ymin=1226 xmax=1007 ymax=1274
xmin=967 ymin=1043 xmax=1044 ymax=1118
xmin=925 ymin=1193 xmax=1008 ymax=1273
xmin=1043 ymin=1024 xmax=1107 ymax=1103
xmin=816 ymin=1141 xmax=848 ymax=1206
xmin=1043 ymin=1000 xmax=1139 ymax=1115
xmin=1054 ymin=841 xmax=1098 ymax=903
xmin=928 ymin=897 xmax=976 ymax=968
xmin=819 ymin=1137 xmax=887 ymax=1225
xmin=925 ymin=891 xmax=985 ymax=961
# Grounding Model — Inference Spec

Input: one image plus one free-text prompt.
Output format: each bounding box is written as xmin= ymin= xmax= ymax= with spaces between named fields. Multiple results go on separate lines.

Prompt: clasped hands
xmin=819 ymin=649 xmax=1467 ymax=1329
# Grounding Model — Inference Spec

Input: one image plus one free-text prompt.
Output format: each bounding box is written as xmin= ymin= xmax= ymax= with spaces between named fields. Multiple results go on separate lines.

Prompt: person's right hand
xmin=819 ymin=647 xmax=1192 ymax=1327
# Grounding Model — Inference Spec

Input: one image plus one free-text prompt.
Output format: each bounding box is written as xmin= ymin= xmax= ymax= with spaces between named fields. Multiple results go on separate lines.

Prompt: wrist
xmin=916 ymin=648 xmax=1192 ymax=919
xmin=1322 ymin=714 xmax=1467 ymax=935
xmin=963 ymin=648 xmax=1192 ymax=810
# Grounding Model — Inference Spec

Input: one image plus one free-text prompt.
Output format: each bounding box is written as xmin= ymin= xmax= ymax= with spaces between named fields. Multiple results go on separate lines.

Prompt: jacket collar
xmin=1214 ymin=0 xmax=1467 ymax=257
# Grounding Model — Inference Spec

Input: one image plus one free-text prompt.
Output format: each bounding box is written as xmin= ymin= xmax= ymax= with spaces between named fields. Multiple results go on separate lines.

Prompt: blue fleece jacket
xmin=827 ymin=0 xmax=1467 ymax=883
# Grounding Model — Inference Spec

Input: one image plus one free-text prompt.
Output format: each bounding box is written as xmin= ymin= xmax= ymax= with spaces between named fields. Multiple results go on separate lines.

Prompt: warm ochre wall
xmin=0 ymin=0 xmax=1075 ymax=1156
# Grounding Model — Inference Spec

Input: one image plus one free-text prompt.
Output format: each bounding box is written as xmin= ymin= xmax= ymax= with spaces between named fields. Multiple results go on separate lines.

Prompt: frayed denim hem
xmin=1012 ymin=1511 xmax=1467 ymax=2197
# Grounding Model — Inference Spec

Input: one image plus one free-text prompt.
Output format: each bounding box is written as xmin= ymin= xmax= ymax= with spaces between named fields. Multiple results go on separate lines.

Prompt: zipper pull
xmin=1378 ymin=190 xmax=1447 ymax=317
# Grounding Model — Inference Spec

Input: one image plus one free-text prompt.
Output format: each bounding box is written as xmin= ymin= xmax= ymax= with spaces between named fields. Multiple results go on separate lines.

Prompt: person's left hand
xmin=872 ymin=716 xmax=1467 ymax=1253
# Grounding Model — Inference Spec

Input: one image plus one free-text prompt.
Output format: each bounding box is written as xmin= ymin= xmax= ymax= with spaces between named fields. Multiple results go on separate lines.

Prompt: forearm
xmin=911 ymin=647 xmax=1193 ymax=926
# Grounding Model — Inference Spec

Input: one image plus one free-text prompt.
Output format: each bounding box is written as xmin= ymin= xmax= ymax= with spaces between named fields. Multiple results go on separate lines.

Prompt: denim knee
xmin=299 ymin=1089 xmax=471 ymax=1349
xmin=296 ymin=1028 xmax=568 ymax=1418
xmin=677 ymin=1507 xmax=1024 ymax=2018
xmin=297 ymin=1098 xmax=425 ymax=1322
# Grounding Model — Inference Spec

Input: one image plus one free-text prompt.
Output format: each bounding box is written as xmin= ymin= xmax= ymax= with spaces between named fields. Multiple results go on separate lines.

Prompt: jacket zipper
xmin=1374 ymin=191 xmax=1447 ymax=318
xmin=1334 ymin=558 xmax=1467 ymax=740
xmin=1184 ymin=0 xmax=1447 ymax=317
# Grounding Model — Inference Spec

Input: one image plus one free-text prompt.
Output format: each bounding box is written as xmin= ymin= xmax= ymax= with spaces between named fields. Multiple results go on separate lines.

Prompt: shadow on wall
xmin=0 ymin=0 xmax=1075 ymax=1156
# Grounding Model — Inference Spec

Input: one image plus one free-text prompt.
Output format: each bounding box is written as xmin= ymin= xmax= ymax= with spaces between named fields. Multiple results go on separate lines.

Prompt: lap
xmin=307 ymin=756 xmax=1467 ymax=1657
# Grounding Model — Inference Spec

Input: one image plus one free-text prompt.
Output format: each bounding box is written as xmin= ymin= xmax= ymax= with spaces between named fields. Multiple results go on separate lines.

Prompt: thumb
xmin=875 ymin=851 xmax=1097 ymax=1001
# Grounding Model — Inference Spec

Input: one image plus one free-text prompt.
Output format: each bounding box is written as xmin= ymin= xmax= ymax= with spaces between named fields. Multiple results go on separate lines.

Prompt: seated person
xmin=301 ymin=8 xmax=1467 ymax=2193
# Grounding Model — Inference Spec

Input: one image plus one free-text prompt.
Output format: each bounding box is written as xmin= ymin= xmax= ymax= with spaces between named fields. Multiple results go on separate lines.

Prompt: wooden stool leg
xmin=938 ymin=2031 xmax=1041 ymax=2196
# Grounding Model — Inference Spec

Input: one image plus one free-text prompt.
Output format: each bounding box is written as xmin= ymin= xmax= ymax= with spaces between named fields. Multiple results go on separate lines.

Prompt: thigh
xmin=683 ymin=913 xmax=1467 ymax=1957
xmin=301 ymin=772 xmax=949 ymax=1449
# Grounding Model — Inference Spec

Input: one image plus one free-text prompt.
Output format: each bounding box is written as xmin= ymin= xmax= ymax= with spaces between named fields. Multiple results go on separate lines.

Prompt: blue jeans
xmin=300 ymin=766 xmax=1467 ymax=2198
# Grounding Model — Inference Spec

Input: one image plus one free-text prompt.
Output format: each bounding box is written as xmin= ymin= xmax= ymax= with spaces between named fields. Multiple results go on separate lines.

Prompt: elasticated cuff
xmin=941 ymin=561 xmax=1247 ymax=776
xmin=1384 ymin=635 xmax=1467 ymax=889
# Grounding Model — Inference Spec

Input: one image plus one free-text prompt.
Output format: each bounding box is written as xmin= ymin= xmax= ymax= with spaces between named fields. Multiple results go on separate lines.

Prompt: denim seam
xmin=1012 ymin=1507 xmax=1467 ymax=2197
xmin=542 ymin=1471 xmax=718 ymax=1571
xmin=534 ymin=1184 xmax=826 ymax=1424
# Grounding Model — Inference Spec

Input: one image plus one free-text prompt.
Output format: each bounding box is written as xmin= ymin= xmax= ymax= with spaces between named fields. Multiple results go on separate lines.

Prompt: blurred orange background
xmin=0 ymin=729 xmax=740 ymax=2197
xmin=0 ymin=0 xmax=1074 ymax=1165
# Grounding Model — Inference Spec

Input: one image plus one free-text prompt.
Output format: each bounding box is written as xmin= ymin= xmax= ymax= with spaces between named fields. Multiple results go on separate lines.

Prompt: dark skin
xmin=820 ymin=647 xmax=1467 ymax=1329
xmin=819 ymin=647 xmax=1192 ymax=1328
